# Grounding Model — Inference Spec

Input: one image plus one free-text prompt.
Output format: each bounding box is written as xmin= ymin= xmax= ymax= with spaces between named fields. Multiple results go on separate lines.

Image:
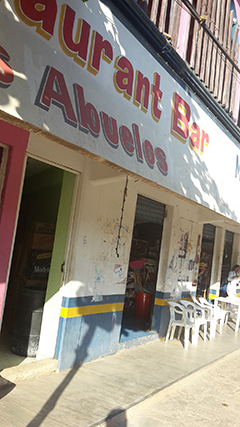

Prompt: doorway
xmin=120 ymin=195 xmax=165 ymax=343
xmin=0 ymin=157 xmax=75 ymax=369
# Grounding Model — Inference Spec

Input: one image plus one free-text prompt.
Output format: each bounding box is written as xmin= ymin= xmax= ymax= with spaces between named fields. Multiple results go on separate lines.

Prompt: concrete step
xmin=0 ymin=358 xmax=58 ymax=387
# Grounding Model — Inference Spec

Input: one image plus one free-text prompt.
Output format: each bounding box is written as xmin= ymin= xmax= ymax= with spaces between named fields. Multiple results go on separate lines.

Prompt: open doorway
xmin=0 ymin=157 xmax=75 ymax=369
xmin=120 ymin=195 xmax=165 ymax=343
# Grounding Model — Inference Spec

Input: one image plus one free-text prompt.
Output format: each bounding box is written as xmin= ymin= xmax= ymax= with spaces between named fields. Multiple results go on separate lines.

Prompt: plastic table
xmin=214 ymin=296 xmax=240 ymax=333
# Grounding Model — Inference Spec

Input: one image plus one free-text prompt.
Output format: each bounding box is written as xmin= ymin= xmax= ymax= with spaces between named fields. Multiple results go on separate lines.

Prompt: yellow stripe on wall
xmin=61 ymin=302 xmax=124 ymax=318
xmin=155 ymin=297 xmax=192 ymax=306
xmin=154 ymin=298 xmax=169 ymax=306
xmin=209 ymin=294 xmax=240 ymax=299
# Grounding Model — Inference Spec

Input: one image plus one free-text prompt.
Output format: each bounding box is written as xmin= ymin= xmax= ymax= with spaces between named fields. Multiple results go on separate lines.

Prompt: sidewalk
xmin=0 ymin=318 xmax=240 ymax=427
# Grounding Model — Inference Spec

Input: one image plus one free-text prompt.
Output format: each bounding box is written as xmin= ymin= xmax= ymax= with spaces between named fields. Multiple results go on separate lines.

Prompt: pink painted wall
xmin=0 ymin=120 xmax=29 ymax=324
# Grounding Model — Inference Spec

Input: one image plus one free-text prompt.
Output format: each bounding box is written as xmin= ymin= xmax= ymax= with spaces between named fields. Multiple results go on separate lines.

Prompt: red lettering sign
xmin=113 ymin=56 xmax=134 ymax=100
xmin=133 ymin=71 xmax=150 ymax=113
xmin=15 ymin=0 xmax=57 ymax=40
xmin=151 ymin=73 xmax=163 ymax=123
xmin=120 ymin=126 xmax=135 ymax=155
xmin=59 ymin=5 xmax=91 ymax=68
xmin=87 ymin=31 xmax=113 ymax=76
xmin=0 ymin=47 xmax=14 ymax=88
xmin=35 ymin=66 xmax=77 ymax=127
xmin=74 ymin=84 xmax=100 ymax=136
xmin=171 ymin=92 xmax=190 ymax=143
xmin=100 ymin=112 xmax=119 ymax=148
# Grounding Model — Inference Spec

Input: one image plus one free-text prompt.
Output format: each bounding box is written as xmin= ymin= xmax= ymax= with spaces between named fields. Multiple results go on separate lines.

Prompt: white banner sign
xmin=1 ymin=0 xmax=240 ymax=221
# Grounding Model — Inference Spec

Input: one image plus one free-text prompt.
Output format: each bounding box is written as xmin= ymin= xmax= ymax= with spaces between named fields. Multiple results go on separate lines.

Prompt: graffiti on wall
xmin=113 ymin=264 xmax=128 ymax=286
xmin=178 ymin=230 xmax=189 ymax=258
xmin=192 ymin=234 xmax=201 ymax=286
xmin=167 ymin=231 xmax=197 ymax=297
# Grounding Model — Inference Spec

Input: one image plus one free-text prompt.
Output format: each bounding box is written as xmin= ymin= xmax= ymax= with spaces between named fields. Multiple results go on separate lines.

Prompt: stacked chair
xmin=179 ymin=299 xmax=207 ymax=345
xmin=198 ymin=296 xmax=228 ymax=336
xmin=191 ymin=295 xmax=216 ymax=341
xmin=165 ymin=294 xmax=229 ymax=349
xmin=165 ymin=301 xmax=194 ymax=350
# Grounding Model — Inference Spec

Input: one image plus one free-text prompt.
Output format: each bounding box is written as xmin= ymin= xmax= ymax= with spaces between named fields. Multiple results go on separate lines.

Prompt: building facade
xmin=1 ymin=0 xmax=240 ymax=370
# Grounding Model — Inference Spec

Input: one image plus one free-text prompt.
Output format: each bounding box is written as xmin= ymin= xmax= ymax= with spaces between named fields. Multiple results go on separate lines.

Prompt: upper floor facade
xmin=130 ymin=0 xmax=240 ymax=126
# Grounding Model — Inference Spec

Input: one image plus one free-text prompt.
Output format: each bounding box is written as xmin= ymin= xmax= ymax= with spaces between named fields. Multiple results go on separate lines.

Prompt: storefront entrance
xmin=0 ymin=157 xmax=76 ymax=368
xmin=120 ymin=195 xmax=165 ymax=343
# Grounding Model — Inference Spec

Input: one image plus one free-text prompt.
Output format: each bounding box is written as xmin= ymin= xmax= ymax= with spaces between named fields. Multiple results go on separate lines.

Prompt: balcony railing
xmin=135 ymin=0 xmax=240 ymax=123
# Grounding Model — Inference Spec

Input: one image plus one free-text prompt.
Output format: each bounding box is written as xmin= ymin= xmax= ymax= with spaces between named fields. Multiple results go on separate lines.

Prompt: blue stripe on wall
xmin=61 ymin=294 xmax=125 ymax=308
xmin=56 ymin=290 xmax=188 ymax=369
xmin=56 ymin=310 xmax=123 ymax=371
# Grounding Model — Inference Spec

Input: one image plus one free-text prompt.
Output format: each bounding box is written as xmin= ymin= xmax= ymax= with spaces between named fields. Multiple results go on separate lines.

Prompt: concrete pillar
xmin=231 ymin=233 xmax=240 ymax=266
xmin=157 ymin=205 xmax=176 ymax=292
xmin=210 ymin=226 xmax=226 ymax=295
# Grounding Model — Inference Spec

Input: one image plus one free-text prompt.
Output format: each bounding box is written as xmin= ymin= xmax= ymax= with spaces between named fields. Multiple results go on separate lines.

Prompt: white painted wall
xmin=63 ymin=159 xmax=134 ymax=300
xmin=59 ymin=150 xmax=240 ymax=300
xmin=26 ymin=133 xmax=240 ymax=359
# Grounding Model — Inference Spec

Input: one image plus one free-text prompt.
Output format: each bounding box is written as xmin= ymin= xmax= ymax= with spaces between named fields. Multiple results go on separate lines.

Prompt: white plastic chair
xmin=199 ymin=297 xmax=228 ymax=336
xmin=191 ymin=295 xmax=215 ymax=341
xmin=179 ymin=300 xmax=207 ymax=345
xmin=165 ymin=301 xmax=194 ymax=349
